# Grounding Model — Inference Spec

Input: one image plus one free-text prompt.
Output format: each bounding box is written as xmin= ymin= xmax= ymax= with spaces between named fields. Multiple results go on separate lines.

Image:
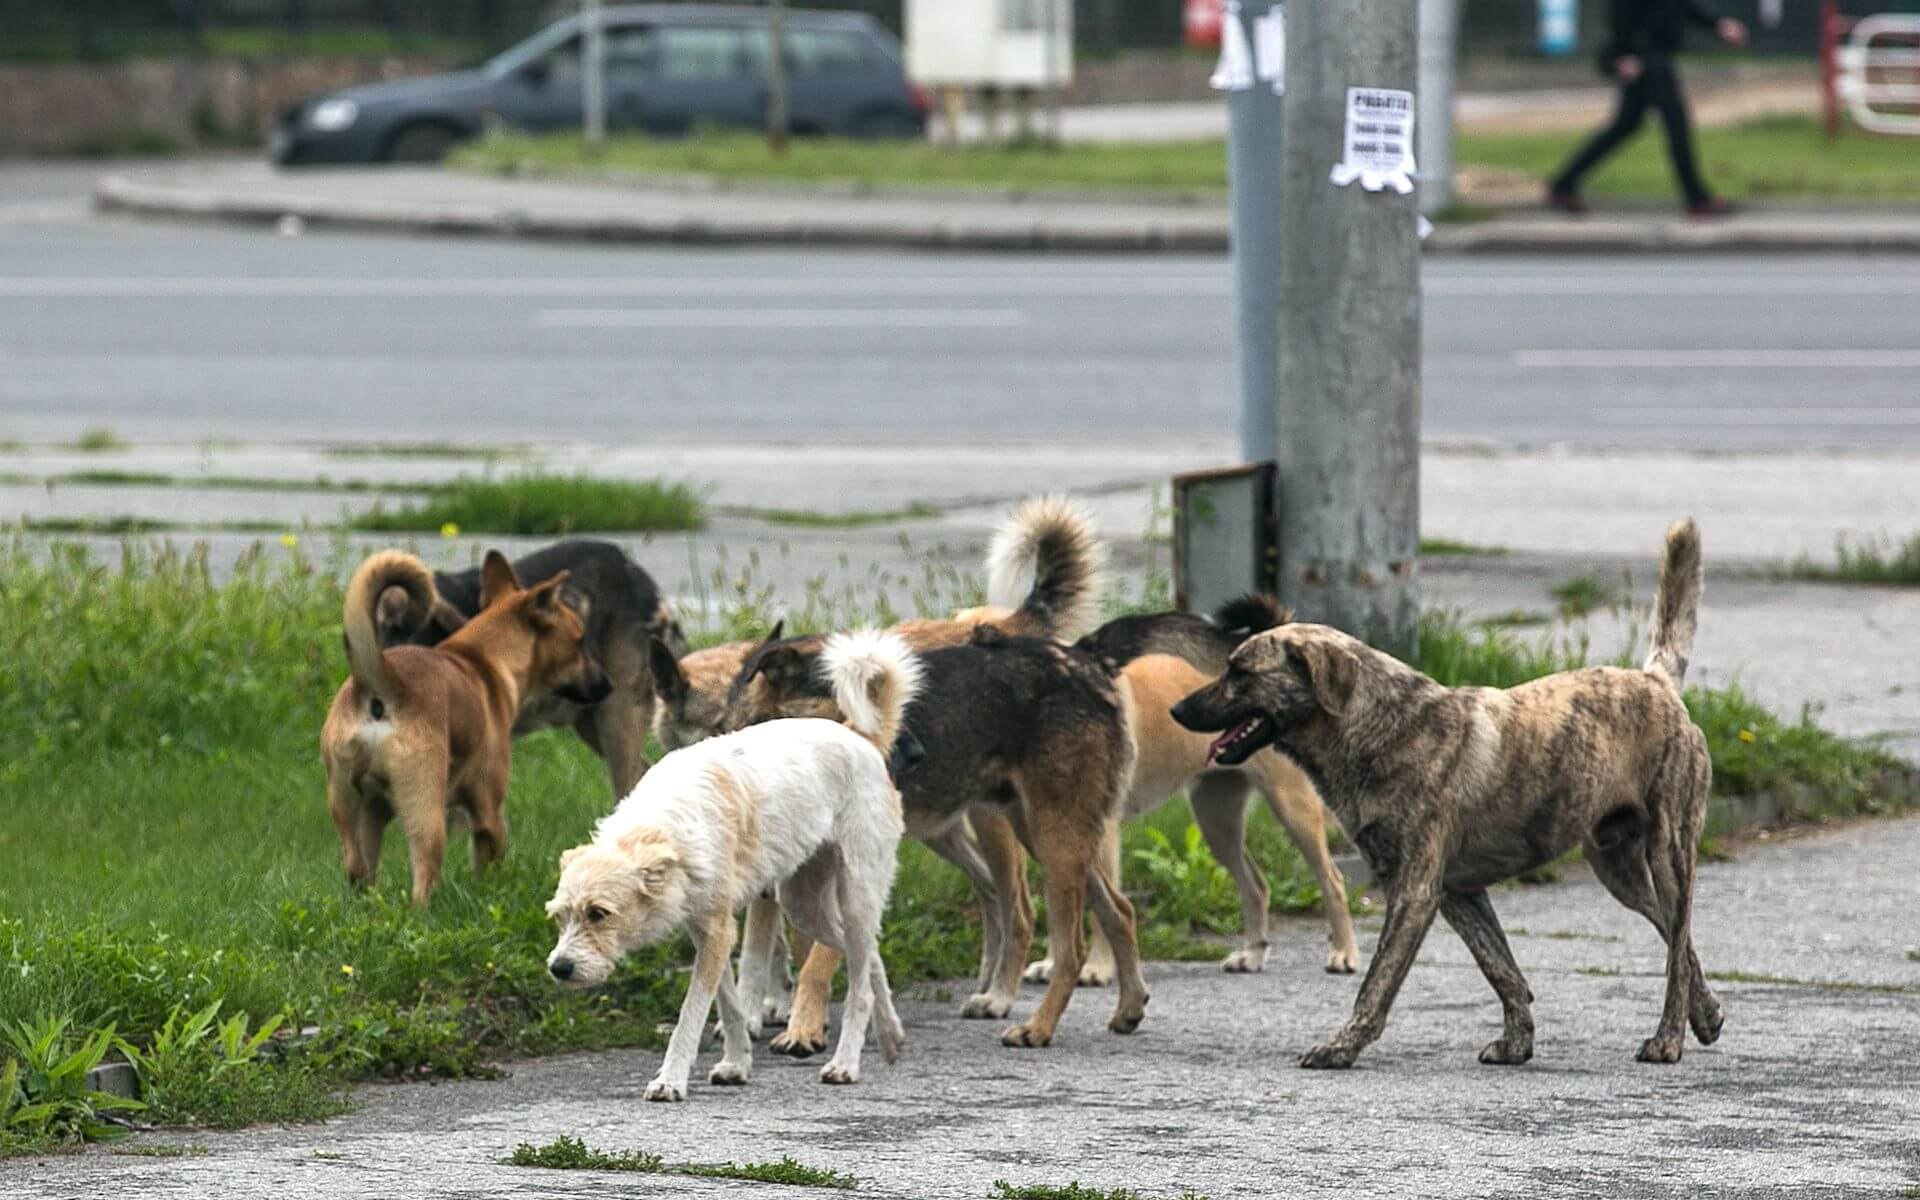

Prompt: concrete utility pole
xmin=767 ymin=0 xmax=790 ymax=155
xmin=1417 ymin=0 xmax=1459 ymax=215
xmin=582 ymin=0 xmax=607 ymax=146
xmin=1226 ymin=0 xmax=1285 ymax=464
xmin=1274 ymin=0 xmax=1421 ymax=658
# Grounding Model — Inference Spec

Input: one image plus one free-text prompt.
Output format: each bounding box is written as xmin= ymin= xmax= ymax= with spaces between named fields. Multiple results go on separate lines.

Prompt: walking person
xmin=1546 ymin=0 xmax=1748 ymax=216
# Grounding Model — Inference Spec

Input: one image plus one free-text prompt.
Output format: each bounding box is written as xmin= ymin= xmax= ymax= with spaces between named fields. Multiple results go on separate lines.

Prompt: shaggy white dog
xmin=545 ymin=629 xmax=919 ymax=1100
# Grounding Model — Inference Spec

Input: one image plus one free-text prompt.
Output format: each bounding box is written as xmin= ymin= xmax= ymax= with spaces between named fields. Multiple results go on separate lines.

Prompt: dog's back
xmin=1076 ymin=594 xmax=1290 ymax=677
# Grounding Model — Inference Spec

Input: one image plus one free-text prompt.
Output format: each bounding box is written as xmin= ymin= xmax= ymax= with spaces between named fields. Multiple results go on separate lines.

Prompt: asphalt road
xmin=12 ymin=815 xmax=1919 ymax=1200
xmin=1 ymin=165 xmax=1917 ymax=452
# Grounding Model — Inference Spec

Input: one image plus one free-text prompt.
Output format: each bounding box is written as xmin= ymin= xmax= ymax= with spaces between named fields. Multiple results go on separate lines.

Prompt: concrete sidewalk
xmin=12 ymin=814 xmax=1919 ymax=1199
xmin=93 ymin=161 xmax=1920 ymax=255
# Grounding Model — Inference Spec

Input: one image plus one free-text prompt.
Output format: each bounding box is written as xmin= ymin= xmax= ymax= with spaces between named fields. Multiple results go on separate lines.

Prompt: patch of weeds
xmin=1787 ymin=533 xmax=1920 ymax=586
xmin=68 ymin=427 xmax=128 ymax=453
xmin=1703 ymin=971 xmax=1919 ymax=995
xmin=1688 ymin=685 xmax=1916 ymax=823
xmin=1420 ymin=537 xmax=1508 ymax=557
xmin=117 ymin=1000 xmax=346 ymax=1128
xmin=1574 ymin=966 xmax=1621 ymax=977
xmin=506 ymin=1135 xmax=663 ymax=1172
xmin=1477 ymin=608 xmax=1551 ymax=628
xmin=110 ymin=1143 xmax=209 ymax=1158
xmin=312 ymin=1150 xmax=347 ymax=1161
xmin=1129 ymin=825 xmax=1239 ymax=933
xmin=43 ymin=470 xmax=418 ymax=496
xmin=1416 ymin=610 xmax=1601 ymax=690
xmin=1907 ymin=949 xmax=1920 ymax=962
xmin=1518 ymin=930 xmax=1621 ymax=943
xmin=682 ymin=1156 xmax=858 ymax=1189
xmin=991 ymin=1183 xmax=1209 ymax=1200
xmin=16 ymin=516 xmax=178 ymax=535
xmin=723 ymin=501 xmax=944 ymax=528
xmin=1 ymin=1015 xmax=144 ymax=1153
xmin=322 ymin=441 xmax=523 ymax=461
xmin=353 ymin=472 xmax=704 ymax=536
xmin=1548 ymin=573 xmax=1624 ymax=619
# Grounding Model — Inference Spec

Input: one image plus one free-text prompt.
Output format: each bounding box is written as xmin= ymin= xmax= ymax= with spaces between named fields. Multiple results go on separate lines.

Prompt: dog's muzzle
xmin=555 ymin=665 xmax=614 ymax=706
xmin=548 ymin=957 xmax=576 ymax=982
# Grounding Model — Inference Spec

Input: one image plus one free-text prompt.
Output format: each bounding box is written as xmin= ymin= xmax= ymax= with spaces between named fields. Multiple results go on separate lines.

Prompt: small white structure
xmin=905 ymin=0 xmax=1073 ymax=89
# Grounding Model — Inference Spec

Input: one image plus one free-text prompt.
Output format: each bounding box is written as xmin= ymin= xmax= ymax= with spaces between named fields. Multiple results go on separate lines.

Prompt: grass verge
xmin=351 ymin=473 xmax=705 ymax=536
xmin=0 ymin=542 xmax=1906 ymax=1153
xmin=506 ymin=1136 xmax=856 ymax=1188
xmin=992 ymin=1182 xmax=1209 ymax=1200
xmin=1786 ymin=534 xmax=1920 ymax=586
xmin=454 ymin=116 xmax=1920 ymax=205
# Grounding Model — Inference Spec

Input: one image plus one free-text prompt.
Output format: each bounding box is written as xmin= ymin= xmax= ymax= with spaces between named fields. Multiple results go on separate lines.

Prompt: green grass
xmin=1419 ymin=537 xmax=1508 ymax=557
xmin=1787 ymin=534 xmax=1920 ymax=586
xmin=1703 ymin=970 xmax=1919 ymax=996
xmin=111 ymin=1143 xmax=209 ymax=1158
xmin=722 ymin=502 xmax=945 ymax=528
xmin=1548 ymin=573 xmax=1625 ymax=619
xmin=351 ymin=473 xmax=705 ymax=536
xmin=454 ymin=115 xmax=1920 ymax=204
xmin=69 ymin=427 xmax=127 ymax=453
xmin=1458 ymin=115 xmax=1920 ymax=204
xmin=0 ymin=25 xmax=478 ymax=64
xmin=991 ymin=1183 xmax=1209 ymax=1200
xmin=505 ymin=1137 xmax=855 ymax=1188
xmin=322 ymin=442 xmax=524 ymax=461
xmin=34 ymin=470 xmax=424 ymax=496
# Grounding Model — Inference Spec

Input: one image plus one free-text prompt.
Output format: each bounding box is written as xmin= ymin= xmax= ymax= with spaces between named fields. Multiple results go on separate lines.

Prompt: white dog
xmin=545 ymin=629 xmax=918 ymax=1100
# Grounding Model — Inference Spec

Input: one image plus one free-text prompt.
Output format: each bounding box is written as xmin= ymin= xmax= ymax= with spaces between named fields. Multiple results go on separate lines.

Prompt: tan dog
xmin=1172 ymin=521 xmax=1719 ymax=1068
xmin=321 ymin=550 xmax=611 ymax=906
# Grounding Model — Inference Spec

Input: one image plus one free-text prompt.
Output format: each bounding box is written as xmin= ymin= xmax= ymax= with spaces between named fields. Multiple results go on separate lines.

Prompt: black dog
xmin=377 ymin=539 xmax=685 ymax=797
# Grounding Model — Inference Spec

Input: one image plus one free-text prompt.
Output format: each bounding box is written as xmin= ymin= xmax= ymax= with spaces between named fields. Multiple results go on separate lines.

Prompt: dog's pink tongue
xmin=1205 ymin=723 xmax=1243 ymax=765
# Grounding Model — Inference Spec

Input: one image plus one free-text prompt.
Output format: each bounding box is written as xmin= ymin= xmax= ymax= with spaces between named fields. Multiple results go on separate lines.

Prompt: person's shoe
xmin=1545 ymin=186 xmax=1588 ymax=216
xmin=1686 ymin=197 xmax=1737 ymax=218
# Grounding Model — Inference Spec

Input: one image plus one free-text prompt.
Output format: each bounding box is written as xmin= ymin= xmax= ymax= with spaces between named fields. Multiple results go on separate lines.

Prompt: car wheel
xmin=384 ymin=123 xmax=458 ymax=164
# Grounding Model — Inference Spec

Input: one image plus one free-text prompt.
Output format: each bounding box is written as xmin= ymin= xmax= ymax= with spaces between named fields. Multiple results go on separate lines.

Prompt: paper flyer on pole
xmin=1328 ymin=86 xmax=1416 ymax=194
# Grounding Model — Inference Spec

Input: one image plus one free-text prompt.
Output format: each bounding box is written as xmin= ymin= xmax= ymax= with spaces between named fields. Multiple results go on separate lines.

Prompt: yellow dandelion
xmin=280 ymin=533 xmax=299 ymax=549
xmin=440 ymin=522 xmax=460 ymax=539
xmin=340 ymin=963 xmax=356 ymax=977
xmin=1737 ymin=729 xmax=1756 ymax=743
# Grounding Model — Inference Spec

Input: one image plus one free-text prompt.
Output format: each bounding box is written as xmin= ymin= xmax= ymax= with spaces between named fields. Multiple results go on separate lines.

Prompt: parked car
xmin=271 ymin=4 xmax=929 ymax=165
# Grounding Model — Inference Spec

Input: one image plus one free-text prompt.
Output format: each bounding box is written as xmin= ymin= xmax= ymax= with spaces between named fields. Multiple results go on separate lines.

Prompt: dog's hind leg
xmin=1439 ymin=889 xmax=1535 ymax=1065
xmin=649 ymin=909 xmax=737 ymax=1102
xmin=773 ymin=942 xmax=840 ymax=1058
xmin=391 ymin=760 xmax=449 ymax=908
xmin=464 ymin=780 xmax=508 ymax=875
xmin=1584 ymin=816 xmax=1722 ymax=1047
xmin=925 ymin=816 xmax=1022 ymax=1020
xmin=1636 ymin=749 xmax=1717 ymax=1063
xmin=737 ymin=894 xmax=782 ymax=1039
xmin=818 ymin=887 xmax=877 ymax=1085
xmin=1023 ymin=818 xmax=1119 ymax=988
xmin=1190 ymin=771 xmax=1271 ymax=974
xmin=1301 ymin=843 xmax=1442 ymax=1069
xmin=1002 ymin=804 xmax=1093 ymax=1049
xmin=577 ymin=692 xmax=649 ymax=798
xmin=1251 ymin=761 xmax=1359 ymax=975
xmin=1084 ymin=859 xmax=1149 ymax=1035
xmin=328 ymin=770 xmax=381 ymax=889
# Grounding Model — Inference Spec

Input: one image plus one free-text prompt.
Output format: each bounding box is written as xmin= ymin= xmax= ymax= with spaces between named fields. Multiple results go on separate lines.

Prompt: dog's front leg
xmin=647 ymin=910 xmax=736 ymax=1102
xmin=1300 ymin=850 xmax=1442 ymax=1070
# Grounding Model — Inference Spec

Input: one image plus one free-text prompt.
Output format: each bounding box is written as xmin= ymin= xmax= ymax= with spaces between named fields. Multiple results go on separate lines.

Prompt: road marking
xmin=1595 ymin=406 xmax=1920 ymax=425
xmin=1515 ymin=349 xmax=1920 ymax=368
xmin=534 ymin=307 xmax=1024 ymax=329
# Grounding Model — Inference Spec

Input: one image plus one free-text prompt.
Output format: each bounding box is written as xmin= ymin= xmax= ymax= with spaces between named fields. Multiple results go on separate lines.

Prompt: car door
xmin=783 ymin=25 xmax=887 ymax=134
xmin=632 ymin=23 xmax=761 ymax=135
xmin=493 ymin=34 xmax=585 ymax=133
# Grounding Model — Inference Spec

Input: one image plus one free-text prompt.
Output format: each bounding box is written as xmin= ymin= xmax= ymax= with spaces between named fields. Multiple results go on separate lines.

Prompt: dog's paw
xmin=1324 ymin=946 xmax=1359 ymax=975
xmin=1691 ymin=1000 xmax=1725 ymax=1046
xmin=1636 ymin=1035 xmax=1684 ymax=1064
xmin=819 ymin=1061 xmax=859 ymax=1085
xmin=1477 ymin=1037 xmax=1533 ymax=1066
xmin=876 ymin=1017 xmax=905 ymax=1065
xmin=708 ymin=1062 xmax=750 ymax=1087
xmin=769 ymin=1029 xmax=827 ymax=1059
xmin=961 ymin=992 xmax=1011 ymax=1020
xmin=1221 ymin=947 xmax=1268 ymax=974
xmin=1077 ymin=960 xmax=1115 ymax=988
xmin=1001 ymin=1023 xmax=1053 ymax=1048
xmin=1021 ymin=959 xmax=1054 ymax=984
xmin=1298 ymin=1041 xmax=1359 ymax=1070
xmin=761 ymin=1000 xmax=790 ymax=1029
xmin=643 ymin=1078 xmax=687 ymax=1102
xmin=1107 ymin=1004 xmax=1146 ymax=1036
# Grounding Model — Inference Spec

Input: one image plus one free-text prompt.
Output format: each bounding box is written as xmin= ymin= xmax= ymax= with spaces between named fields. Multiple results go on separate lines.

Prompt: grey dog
xmin=1172 ymin=520 xmax=1721 ymax=1069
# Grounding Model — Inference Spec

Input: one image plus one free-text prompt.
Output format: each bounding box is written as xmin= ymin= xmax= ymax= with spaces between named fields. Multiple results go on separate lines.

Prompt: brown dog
xmin=321 ymin=549 xmax=612 ymax=906
xmin=1172 ymin=520 xmax=1720 ymax=1068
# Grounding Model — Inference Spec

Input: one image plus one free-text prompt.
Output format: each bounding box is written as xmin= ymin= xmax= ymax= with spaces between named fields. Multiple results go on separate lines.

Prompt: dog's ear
xmin=558 ymin=581 xmax=591 ymax=623
xmin=648 ymin=637 xmax=686 ymax=703
xmin=616 ymin=828 xmax=680 ymax=896
xmin=1288 ymin=638 xmax=1359 ymax=720
xmin=751 ymin=645 xmax=815 ymax=696
xmin=427 ymin=597 xmax=469 ymax=638
xmin=480 ymin=550 xmax=521 ymax=608
xmin=522 ymin=570 xmax=571 ymax=627
xmin=558 ymin=845 xmax=587 ymax=872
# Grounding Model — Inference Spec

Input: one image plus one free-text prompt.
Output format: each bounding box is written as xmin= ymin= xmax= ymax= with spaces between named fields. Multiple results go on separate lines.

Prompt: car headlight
xmin=307 ymin=99 xmax=359 ymax=132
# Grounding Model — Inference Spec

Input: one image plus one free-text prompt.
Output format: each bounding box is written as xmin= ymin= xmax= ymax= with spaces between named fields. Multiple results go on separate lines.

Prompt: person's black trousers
xmin=1551 ymin=55 xmax=1711 ymax=205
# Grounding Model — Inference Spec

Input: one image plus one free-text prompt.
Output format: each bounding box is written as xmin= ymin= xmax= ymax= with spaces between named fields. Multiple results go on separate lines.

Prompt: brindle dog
xmin=1173 ymin=520 xmax=1721 ymax=1069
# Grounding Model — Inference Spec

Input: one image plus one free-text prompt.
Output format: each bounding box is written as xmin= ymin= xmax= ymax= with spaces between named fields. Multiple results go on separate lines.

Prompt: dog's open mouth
xmin=1206 ymin=715 xmax=1273 ymax=766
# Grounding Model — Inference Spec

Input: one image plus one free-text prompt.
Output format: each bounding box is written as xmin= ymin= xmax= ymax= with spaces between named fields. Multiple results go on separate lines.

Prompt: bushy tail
xmin=344 ymin=550 xmax=436 ymax=702
xmin=821 ymin=629 xmax=924 ymax=757
xmin=985 ymin=494 xmax=1106 ymax=642
xmin=1212 ymin=594 xmax=1292 ymax=643
xmin=1644 ymin=519 xmax=1702 ymax=688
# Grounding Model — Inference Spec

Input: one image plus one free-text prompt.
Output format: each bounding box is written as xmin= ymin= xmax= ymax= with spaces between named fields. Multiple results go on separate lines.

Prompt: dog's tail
xmin=345 ymin=550 xmax=437 ymax=702
xmin=821 ymin=629 xmax=923 ymax=758
xmin=985 ymin=494 xmax=1106 ymax=642
xmin=1212 ymin=593 xmax=1292 ymax=644
xmin=1644 ymin=518 xmax=1702 ymax=689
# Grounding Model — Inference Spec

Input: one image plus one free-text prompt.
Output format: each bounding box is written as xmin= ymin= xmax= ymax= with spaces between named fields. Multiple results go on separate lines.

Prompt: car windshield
xmin=483 ymin=16 xmax=581 ymax=79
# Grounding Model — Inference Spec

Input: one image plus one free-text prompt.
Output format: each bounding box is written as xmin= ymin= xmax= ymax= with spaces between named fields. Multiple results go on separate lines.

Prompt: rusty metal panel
xmin=1171 ymin=461 xmax=1275 ymax=615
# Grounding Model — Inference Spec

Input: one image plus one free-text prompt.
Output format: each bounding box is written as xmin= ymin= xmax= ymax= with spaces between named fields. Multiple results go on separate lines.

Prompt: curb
xmin=94 ymin=174 xmax=1920 ymax=255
